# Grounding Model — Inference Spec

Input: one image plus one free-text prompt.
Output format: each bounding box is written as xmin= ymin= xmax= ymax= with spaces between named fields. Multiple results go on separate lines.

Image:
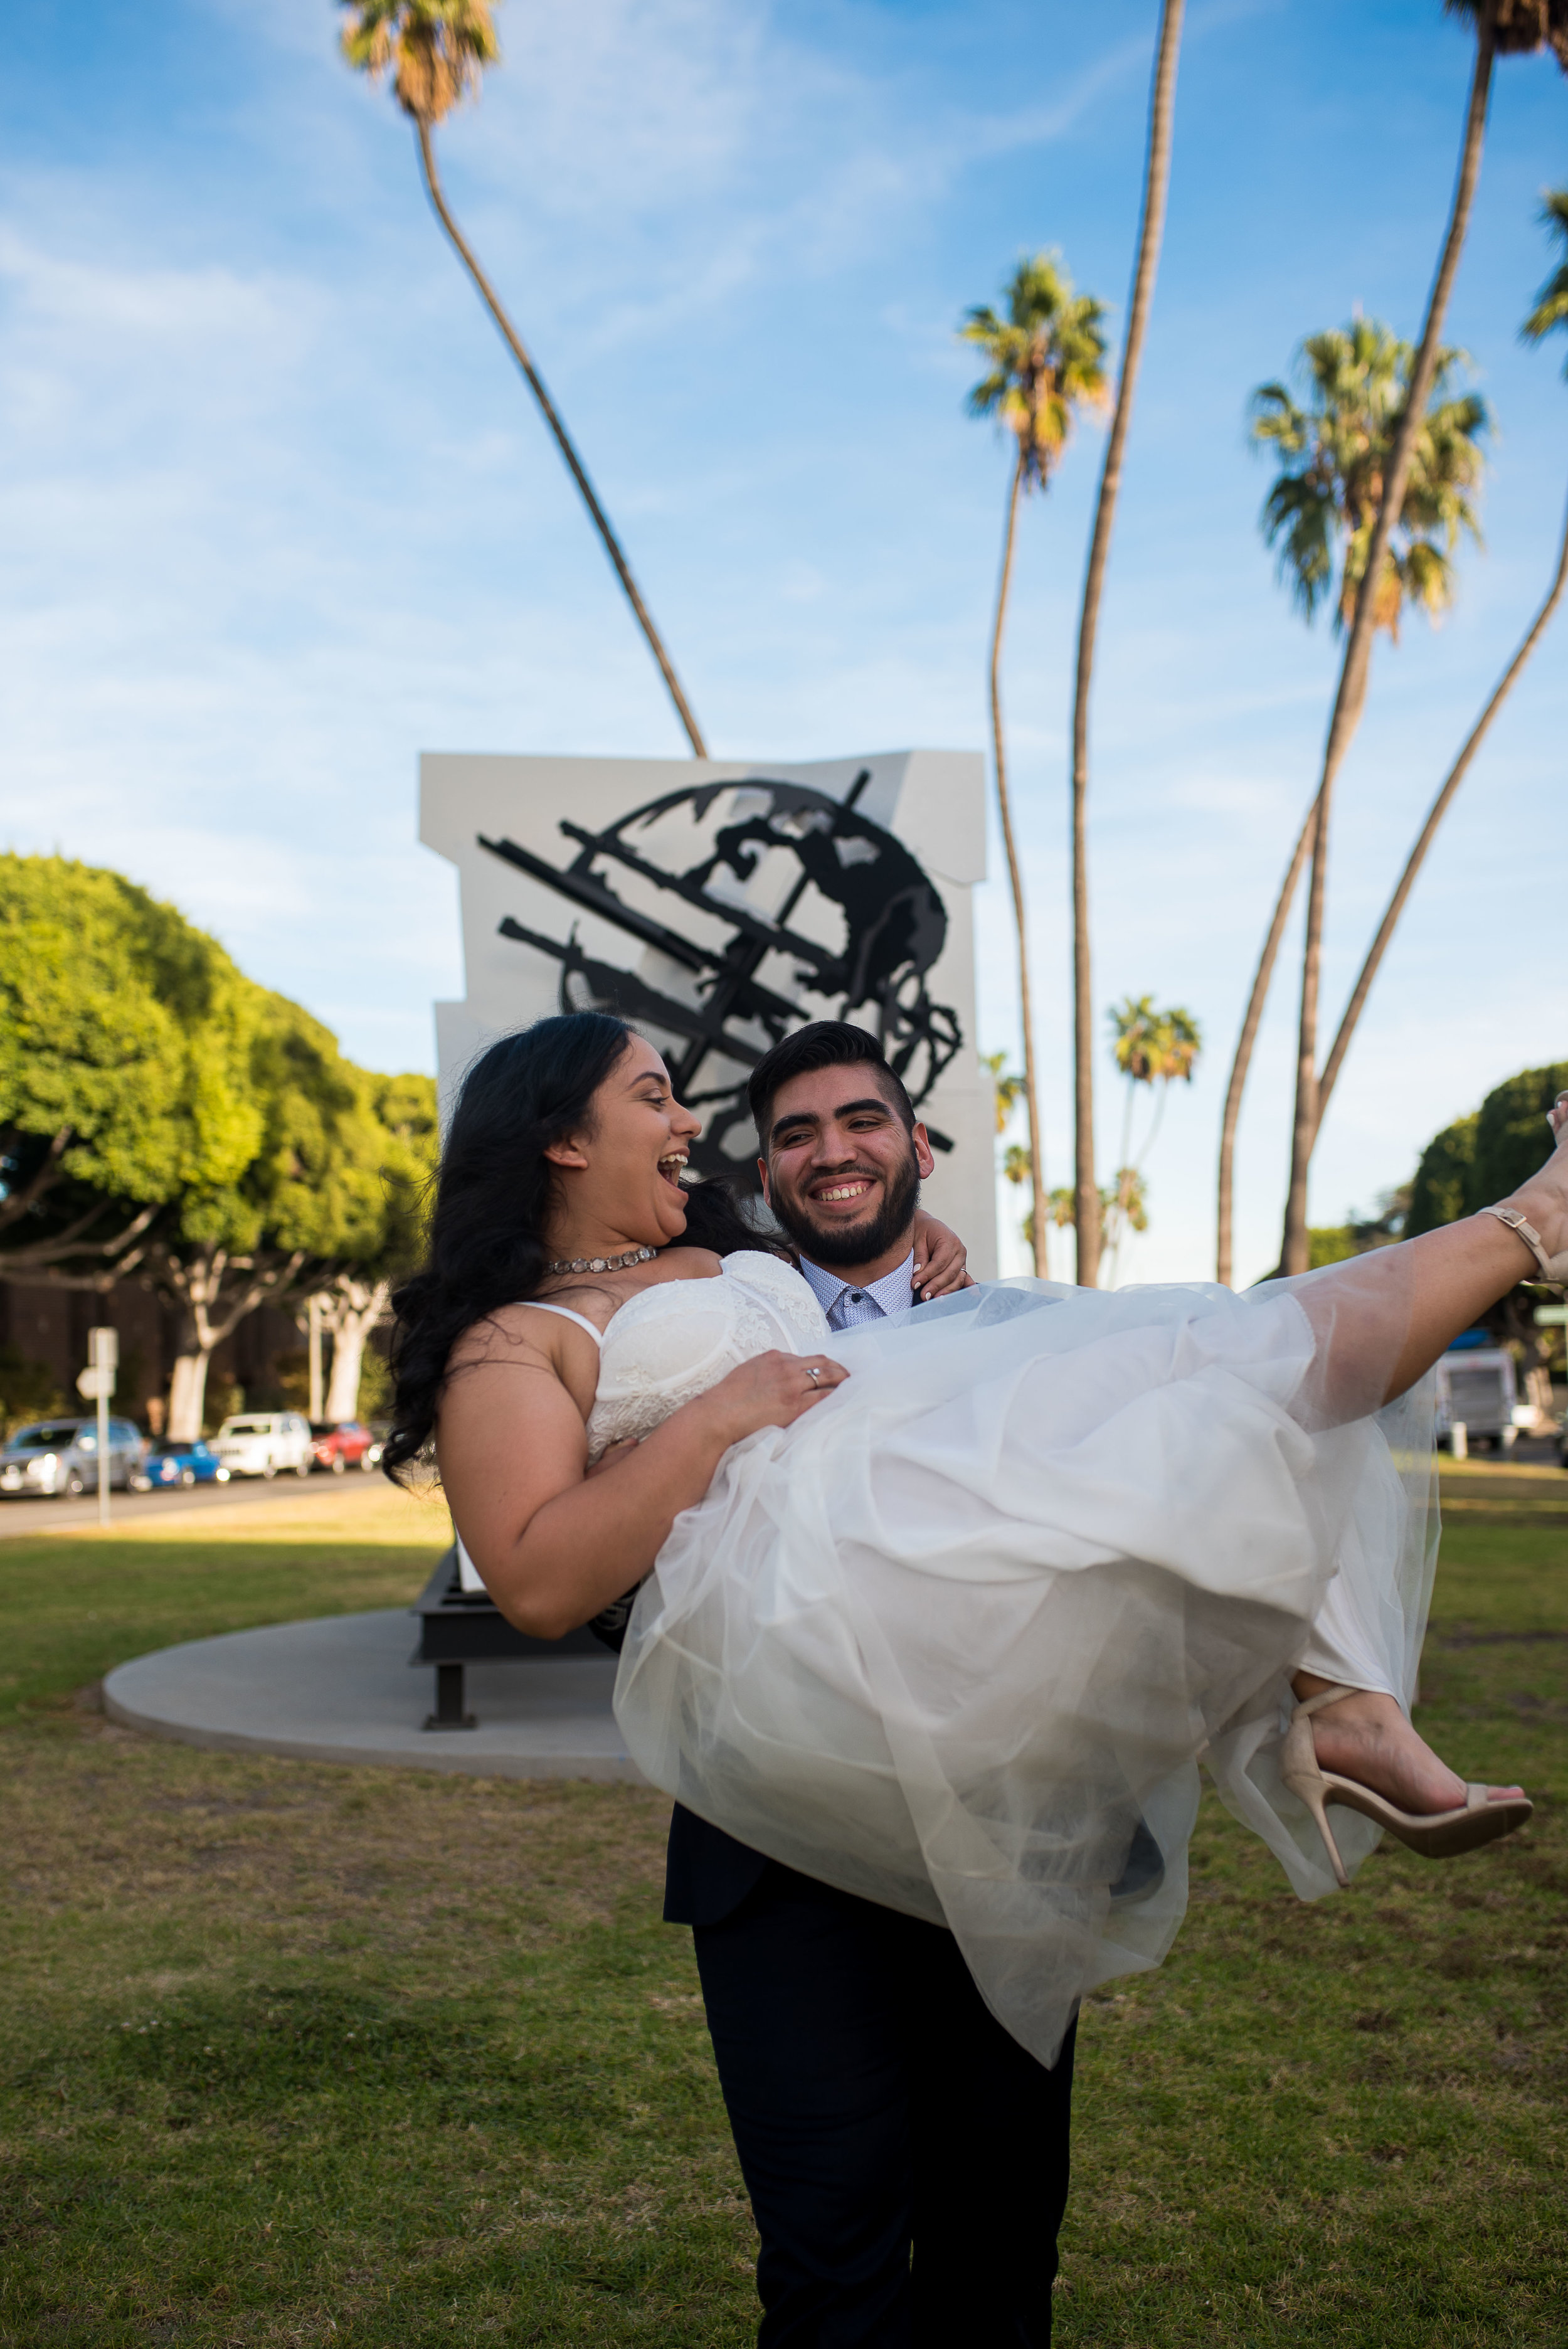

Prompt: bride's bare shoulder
xmin=447 ymin=1299 xmax=573 ymax=1370
xmin=657 ymin=1248 xmax=724 ymax=1283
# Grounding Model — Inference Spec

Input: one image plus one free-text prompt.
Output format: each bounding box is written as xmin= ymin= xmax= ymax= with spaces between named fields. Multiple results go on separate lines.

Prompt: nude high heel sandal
xmin=1281 ymin=1684 xmax=1534 ymax=1889
xmin=1480 ymin=1203 xmax=1568 ymax=1288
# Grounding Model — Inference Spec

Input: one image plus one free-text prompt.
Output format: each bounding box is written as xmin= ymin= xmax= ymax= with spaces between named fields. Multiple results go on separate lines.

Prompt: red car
xmin=308 ymin=1421 xmax=379 ymax=1474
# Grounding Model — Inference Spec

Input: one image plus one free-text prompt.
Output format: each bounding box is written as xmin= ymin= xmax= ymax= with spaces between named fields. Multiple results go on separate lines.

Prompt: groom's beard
xmin=766 ymin=1142 xmax=921 ymax=1270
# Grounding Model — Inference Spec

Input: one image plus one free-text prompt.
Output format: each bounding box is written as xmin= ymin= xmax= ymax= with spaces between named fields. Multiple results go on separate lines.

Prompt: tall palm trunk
xmin=1313 ymin=480 xmax=1568 ymax=1132
xmin=1214 ymin=799 xmax=1316 ymax=1283
xmin=414 ymin=120 xmax=709 ymax=758
xmin=1103 ymin=1074 xmax=1138 ymax=1286
xmin=989 ymin=453 xmax=1049 ymax=1276
xmin=1069 ymin=0 xmax=1184 ymax=1286
xmin=1276 ymin=22 xmax=1495 ymax=1275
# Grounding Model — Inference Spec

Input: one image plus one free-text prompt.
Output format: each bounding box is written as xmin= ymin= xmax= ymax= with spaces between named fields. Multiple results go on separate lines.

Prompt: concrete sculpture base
xmin=103 ymin=1608 xmax=647 ymax=1784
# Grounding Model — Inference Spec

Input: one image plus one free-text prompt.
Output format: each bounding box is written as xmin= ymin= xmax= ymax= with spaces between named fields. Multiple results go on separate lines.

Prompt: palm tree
xmin=1069 ymin=0 xmax=1186 ymax=1288
xmin=1103 ymin=995 xmax=1200 ymax=1283
xmin=1253 ymin=323 xmax=1487 ymax=638
xmin=339 ymin=0 xmax=708 ymax=756
xmin=1524 ymin=188 xmax=1568 ymax=347
xmin=1241 ymin=0 xmax=1568 ymax=1282
xmin=982 ymin=1050 xmax=1028 ymax=1136
xmin=1311 ymin=189 xmax=1568 ymax=1133
xmin=963 ymin=257 xmax=1109 ymax=1278
xmin=1214 ymin=318 xmax=1491 ymax=1284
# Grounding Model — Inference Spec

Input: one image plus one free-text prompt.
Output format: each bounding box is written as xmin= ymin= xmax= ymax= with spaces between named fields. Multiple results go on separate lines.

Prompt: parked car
xmin=1434 ymin=1344 xmax=1535 ymax=1454
xmin=308 ymin=1420 xmax=379 ymax=1473
xmin=131 ymin=1438 xmax=229 ymax=1492
xmin=0 ymin=1416 xmax=146 ymax=1497
xmin=213 ymin=1411 xmax=315 ymax=1480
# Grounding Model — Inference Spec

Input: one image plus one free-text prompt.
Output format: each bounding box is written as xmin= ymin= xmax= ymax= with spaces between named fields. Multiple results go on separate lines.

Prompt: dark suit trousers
xmin=691 ymin=1855 xmax=1077 ymax=2348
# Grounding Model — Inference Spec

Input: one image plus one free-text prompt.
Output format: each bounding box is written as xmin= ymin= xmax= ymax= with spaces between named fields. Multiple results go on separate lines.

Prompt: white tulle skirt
xmin=613 ymin=1273 xmax=1438 ymax=2065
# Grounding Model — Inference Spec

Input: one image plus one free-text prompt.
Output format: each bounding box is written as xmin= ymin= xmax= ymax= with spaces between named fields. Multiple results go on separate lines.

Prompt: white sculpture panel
xmin=420 ymin=750 xmax=995 ymax=1278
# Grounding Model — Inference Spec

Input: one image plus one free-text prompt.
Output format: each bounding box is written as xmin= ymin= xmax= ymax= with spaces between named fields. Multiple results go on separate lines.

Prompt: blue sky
xmin=1 ymin=0 xmax=1564 ymax=1284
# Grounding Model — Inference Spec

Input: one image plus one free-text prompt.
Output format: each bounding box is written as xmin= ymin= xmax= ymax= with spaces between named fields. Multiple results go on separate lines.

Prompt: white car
xmin=213 ymin=1411 xmax=315 ymax=1480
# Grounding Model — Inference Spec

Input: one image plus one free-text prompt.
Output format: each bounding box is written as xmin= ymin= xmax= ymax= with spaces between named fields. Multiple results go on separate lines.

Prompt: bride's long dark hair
xmin=381 ymin=1011 xmax=781 ymax=1482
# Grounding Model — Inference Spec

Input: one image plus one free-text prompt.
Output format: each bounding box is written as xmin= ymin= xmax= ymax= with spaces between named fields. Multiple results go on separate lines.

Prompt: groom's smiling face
xmin=759 ymin=1066 xmax=936 ymax=1275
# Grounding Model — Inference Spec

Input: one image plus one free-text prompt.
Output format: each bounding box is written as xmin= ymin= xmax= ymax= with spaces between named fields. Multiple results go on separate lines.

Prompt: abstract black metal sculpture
xmin=480 ymin=773 xmax=963 ymax=1186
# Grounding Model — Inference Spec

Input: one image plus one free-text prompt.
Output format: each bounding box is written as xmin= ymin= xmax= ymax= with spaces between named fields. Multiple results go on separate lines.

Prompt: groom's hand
xmin=911 ymin=1209 xmax=975 ymax=1302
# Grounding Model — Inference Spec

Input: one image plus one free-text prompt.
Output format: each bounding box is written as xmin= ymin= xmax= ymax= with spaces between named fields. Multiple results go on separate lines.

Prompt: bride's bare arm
xmin=435 ymin=1312 xmax=847 ymax=1638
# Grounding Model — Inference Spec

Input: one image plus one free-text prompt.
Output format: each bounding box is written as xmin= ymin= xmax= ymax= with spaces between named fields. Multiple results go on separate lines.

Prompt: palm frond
xmin=1443 ymin=1 xmax=1568 ymax=67
xmin=960 ymin=252 xmax=1110 ymax=487
xmin=1522 ymin=188 xmax=1568 ymax=373
xmin=339 ymin=0 xmax=500 ymax=124
xmin=1251 ymin=315 xmax=1488 ymax=637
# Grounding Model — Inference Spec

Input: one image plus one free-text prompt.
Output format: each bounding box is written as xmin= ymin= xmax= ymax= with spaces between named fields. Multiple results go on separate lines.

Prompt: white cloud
xmin=1 ymin=0 xmax=1562 ymax=1308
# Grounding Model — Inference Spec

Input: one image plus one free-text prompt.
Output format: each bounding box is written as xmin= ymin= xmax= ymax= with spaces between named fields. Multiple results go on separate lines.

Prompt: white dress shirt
xmin=797 ymin=1249 xmax=919 ymax=1332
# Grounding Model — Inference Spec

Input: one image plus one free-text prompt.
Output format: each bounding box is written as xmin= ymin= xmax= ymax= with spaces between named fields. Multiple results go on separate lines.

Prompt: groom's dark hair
xmin=748 ymin=1021 xmax=916 ymax=1145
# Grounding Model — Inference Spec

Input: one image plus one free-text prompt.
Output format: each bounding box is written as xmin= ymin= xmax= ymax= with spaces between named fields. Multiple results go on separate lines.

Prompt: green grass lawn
xmin=1 ymin=1507 xmax=1564 ymax=2346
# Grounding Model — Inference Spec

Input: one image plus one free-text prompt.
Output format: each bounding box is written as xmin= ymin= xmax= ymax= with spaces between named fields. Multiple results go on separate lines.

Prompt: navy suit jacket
xmin=663 ymin=1802 xmax=770 ymax=1927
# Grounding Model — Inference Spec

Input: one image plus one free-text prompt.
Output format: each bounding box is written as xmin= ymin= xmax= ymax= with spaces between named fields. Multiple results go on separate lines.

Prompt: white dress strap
xmin=524 ymin=1300 xmax=605 ymax=1346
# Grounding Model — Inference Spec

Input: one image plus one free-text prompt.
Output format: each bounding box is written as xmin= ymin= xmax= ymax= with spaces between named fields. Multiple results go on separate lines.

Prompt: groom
xmin=664 ymin=1021 xmax=1076 ymax=2347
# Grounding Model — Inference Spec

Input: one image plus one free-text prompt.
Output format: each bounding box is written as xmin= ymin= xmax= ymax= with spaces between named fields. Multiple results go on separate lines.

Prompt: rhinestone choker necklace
xmin=543 ymin=1244 xmax=659 ymax=1277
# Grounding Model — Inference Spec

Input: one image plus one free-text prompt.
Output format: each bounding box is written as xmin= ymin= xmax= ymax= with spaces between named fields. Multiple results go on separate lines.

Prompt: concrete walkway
xmin=103 ymin=1609 xmax=647 ymax=1784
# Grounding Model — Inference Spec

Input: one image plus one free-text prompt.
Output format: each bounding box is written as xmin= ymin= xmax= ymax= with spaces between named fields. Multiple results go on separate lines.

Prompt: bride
xmin=387 ymin=1010 xmax=1557 ymax=2064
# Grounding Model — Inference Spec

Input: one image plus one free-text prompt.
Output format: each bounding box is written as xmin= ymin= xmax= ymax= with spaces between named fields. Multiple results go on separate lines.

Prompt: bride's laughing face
xmin=543 ymin=1037 xmax=701 ymax=1253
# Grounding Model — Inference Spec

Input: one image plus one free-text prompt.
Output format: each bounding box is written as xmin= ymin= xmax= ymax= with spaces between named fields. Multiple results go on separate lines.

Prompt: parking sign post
xmin=78 ymin=1329 xmax=119 ymax=1527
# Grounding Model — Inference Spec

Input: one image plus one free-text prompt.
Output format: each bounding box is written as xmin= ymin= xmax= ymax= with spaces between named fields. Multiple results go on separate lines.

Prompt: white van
xmin=1434 ymin=1347 xmax=1536 ymax=1455
xmin=213 ymin=1411 xmax=315 ymax=1479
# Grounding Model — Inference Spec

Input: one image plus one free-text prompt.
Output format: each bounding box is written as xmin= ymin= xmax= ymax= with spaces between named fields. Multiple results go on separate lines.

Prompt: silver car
xmin=0 ymin=1416 xmax=147 ymax=1497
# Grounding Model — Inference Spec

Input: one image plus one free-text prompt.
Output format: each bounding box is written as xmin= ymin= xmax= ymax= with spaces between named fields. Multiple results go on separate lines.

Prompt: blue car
xmin=131 ymin=1439 xmax=229 ymax=1492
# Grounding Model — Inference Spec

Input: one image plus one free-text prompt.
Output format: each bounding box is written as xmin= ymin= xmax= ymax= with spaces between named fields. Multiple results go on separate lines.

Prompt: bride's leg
xmin=1375 ymin=1095 xmax=1568 ymax=1406
xmin=1285 ymin=1097 xmax=1568 ymax=1425
xmin=1290 ymin=1673 xmax=1525 ymax=1815
xmin=1279 ymin=1098 xmax=1567 ymax=1816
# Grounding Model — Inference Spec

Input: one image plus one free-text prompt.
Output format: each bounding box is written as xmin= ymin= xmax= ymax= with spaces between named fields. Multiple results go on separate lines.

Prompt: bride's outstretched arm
xmin=436 ymin=1318 xmax=847 ymax=1640
xmin=1295 ymin=1098 xmax=1568 ymax=1419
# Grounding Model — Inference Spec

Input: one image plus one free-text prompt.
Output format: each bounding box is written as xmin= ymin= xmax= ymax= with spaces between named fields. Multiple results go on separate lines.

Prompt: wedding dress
xmin=569 ymin=1250 xmax=1436 ymax=2065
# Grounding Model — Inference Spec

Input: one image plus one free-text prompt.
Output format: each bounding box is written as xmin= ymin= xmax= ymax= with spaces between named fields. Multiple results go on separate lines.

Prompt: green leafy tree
xmin=1406 ymin=1112 xmax=1481 ymax=1233
xmin=1307 ymin=1187 xmax=1409 ymax=1269
xmin=0 ymin=855 xmax=437 ymax=1439
xmin=339 ymin=0 xmax=707 ymax=755
xmin=312 ymin=1071 xmax=438 ymax=1421
xmin=1406 ymin=1062 xmax=1568 ymax=1377
xmin=964 ymin=258 xmax=1109 ymax=1278
xmin=147 ymin=997 xmax=436 ymax=1440
xmin=0 ymin=854 xmax=260 ymax=1281
xmin=1217 ymin=1 xmax=1568 ymax=1287
xmin=1069 ymin=0 xmax=1186 ymax=1287
xmin=0 ymin=1344 xmax=63 ymax=1437
xmin=1409 ymin=1063 xmax=1568 ymax=1232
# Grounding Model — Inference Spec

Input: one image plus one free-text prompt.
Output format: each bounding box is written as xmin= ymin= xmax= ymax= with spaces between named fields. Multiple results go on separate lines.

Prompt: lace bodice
xmin=586 ymin=1250 xmax=829 ymax=1461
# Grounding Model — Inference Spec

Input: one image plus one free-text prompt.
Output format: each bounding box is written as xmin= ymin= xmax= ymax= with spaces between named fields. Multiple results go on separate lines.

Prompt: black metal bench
xmin=411 ymin=1546 xmax=608 ymax=1729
